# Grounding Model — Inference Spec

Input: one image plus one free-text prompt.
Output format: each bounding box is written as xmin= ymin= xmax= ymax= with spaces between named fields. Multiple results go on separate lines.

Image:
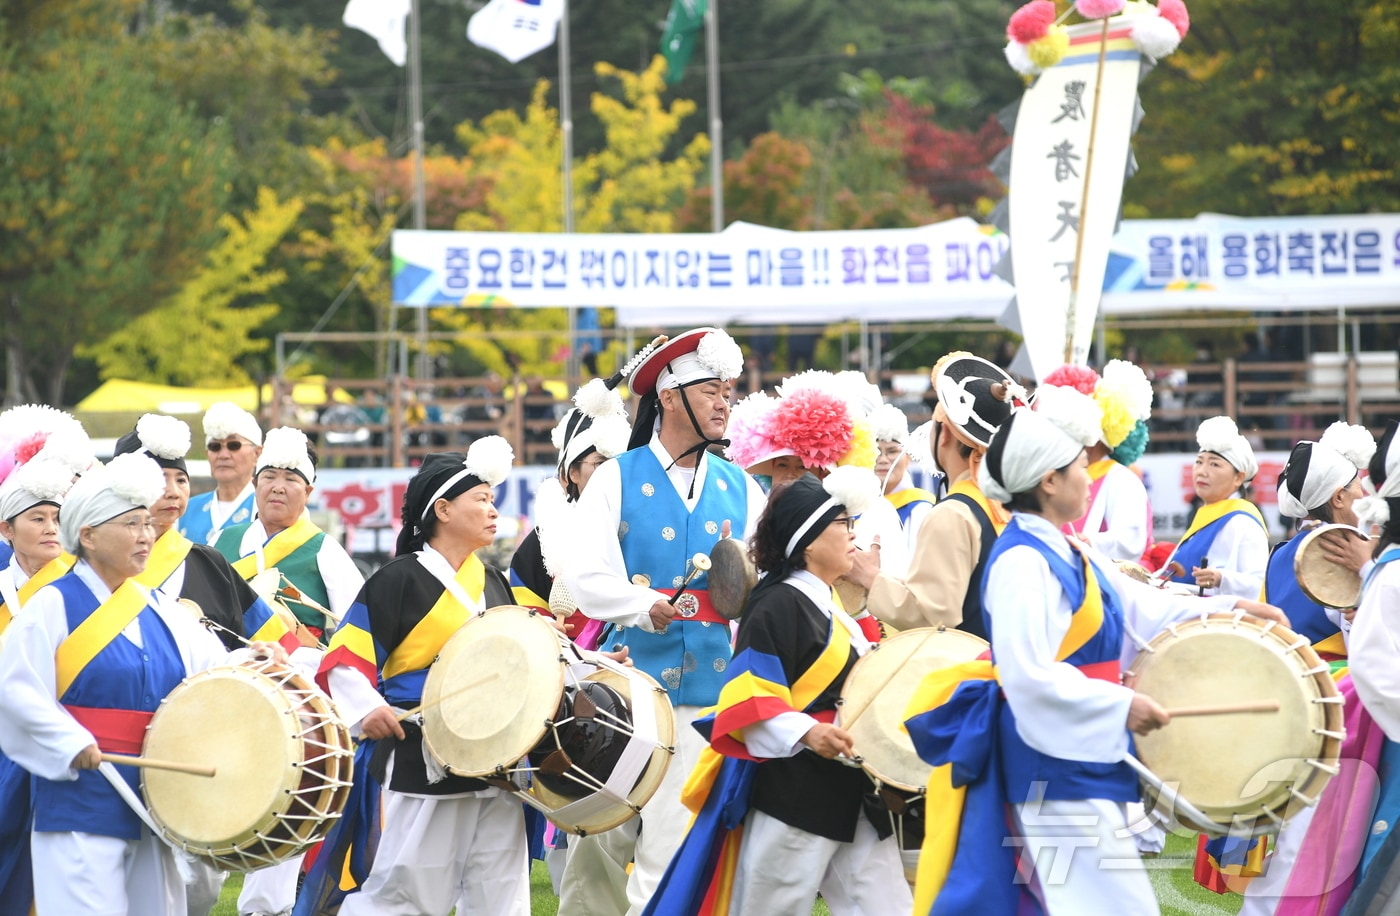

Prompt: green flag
xmin=660 ymin=0 xmax=708 ymax=86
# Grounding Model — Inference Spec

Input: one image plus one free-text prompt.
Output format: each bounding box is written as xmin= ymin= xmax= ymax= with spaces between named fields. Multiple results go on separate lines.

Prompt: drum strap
xmin=54 ymin=580 xmax=151 ymax=698
xmin=135 ymin=529 xmax=194 ymax=590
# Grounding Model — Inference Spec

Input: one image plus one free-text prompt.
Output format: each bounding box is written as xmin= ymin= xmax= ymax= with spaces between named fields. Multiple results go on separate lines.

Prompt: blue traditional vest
xmin=179 ymin=488 xmax=256 ymax=547
xmin=32 ymin=574 xmax=186 ymax=840
xmin=982 ymin=520 xmax=1138 ymax=803
xmin=1263 ymin=529 xmax=1345 ymax=653
xmin=609 ymin=447 xmax=748 ymax=707
xmin=1168 ymin=506 xmax=1265 ymax=587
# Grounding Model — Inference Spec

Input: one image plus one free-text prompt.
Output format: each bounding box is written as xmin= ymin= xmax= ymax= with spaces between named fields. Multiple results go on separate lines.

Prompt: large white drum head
xmin=1130 ymin=615 xmax=1341 ymax=826
xmin=144 ymin=666 xmax=303 ymax=846
xmin=840 ymin=627 xmax=989 ymax=792
xmin=422 ymin=606 xmax=566 ymax=777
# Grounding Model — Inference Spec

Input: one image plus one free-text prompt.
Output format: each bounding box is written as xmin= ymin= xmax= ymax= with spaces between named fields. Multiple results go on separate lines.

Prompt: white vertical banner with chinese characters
xmin=1008 ymin=20 xmax=1143 ymax=380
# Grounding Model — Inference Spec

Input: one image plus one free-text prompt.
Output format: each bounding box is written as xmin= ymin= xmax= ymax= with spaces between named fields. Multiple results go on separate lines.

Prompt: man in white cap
xmin=559 ymin=328 xmax=767 ymax=916
xmin=180 ymin=401 xmax=263 ymax=546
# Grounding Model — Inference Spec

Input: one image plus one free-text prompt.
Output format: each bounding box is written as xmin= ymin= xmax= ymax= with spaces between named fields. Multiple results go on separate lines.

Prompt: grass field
xmin=212 ymin=831 xmax=1242 ymax=914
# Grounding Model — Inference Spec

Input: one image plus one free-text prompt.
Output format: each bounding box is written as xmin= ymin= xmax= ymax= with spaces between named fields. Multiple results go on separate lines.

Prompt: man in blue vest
xmin=559 ymin=328 xmax=768 ymax=916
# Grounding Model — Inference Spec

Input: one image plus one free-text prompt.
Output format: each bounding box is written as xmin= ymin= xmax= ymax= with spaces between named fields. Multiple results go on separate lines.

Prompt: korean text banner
xmin=391 ymin=219 xmax=1015 ymax=324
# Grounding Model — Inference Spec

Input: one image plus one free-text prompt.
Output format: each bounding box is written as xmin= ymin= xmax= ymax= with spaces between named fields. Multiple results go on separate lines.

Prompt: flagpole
xmin=409 ymin=0 xmax=430 ymax=381
xmin=1064 ymin=16 xmax=1110 ymax=365
xmin=560 ymin=0 xmax=579 ymax=385
xmin=706 ymin=0 xmax=722 ymax=233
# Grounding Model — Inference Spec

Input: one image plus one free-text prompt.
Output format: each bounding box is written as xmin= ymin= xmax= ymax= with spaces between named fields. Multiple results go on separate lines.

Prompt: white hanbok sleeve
xmin=0 ymin=587 xmax=94 ymax=780
xmin=327 ymin=666 xmax=389 ymax=736
xmin=855 ymin=497 xmax=908 ymax=576
xmin=1348 ymin=562 xmax=1400 ymax=740
xmin=1087 ymin=469 xmax=1151 ymax=561
xmin=742 ymin=712 xmax=819 ymax=759
xmin=317 ymin=537 xmax=366 ymax=620
xmin=1093 ymin=558 xmax=1238 ymax=671
xmin=987 ymin=544 xmax=1136 ymax=763
xmin=565 ymin=459 xmax=668 ymax=631
xmin=1198 ymin=514 xmax=1269 ymax=600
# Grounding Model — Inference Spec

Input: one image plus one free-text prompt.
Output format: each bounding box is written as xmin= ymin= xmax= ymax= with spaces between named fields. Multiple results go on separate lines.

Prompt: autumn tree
xmin=676 ymin=132 xmax=815 ymax=232
xmin=79 ymin=188 xmax=303 ymax=386
xmin=1130 ymin=0 xmax=1400 ymax=216
xmin=0 ymin=38 xmax=232 ymax=403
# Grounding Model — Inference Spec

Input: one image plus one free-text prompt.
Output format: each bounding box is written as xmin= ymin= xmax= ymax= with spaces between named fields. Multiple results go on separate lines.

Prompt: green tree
xmin=1130 ymin=0 xmax=1400 ymax=216
xmin=0 ymin=39 xmax=232 ymax=403
xmin=79 ymin=188 xmax=303 ymax=386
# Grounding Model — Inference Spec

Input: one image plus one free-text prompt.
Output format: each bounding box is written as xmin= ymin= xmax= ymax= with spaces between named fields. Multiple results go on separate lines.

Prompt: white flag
xmin=343 ymin=0 xmax=411 ymax=67
xmin=467 ymin=0 xmax=565 ymax=64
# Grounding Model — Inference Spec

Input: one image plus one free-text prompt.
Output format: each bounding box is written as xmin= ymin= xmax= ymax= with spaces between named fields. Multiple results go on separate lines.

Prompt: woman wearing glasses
xmin=179 ymin=401 xmax=263 ymax=546
xmin=648 ymin=469 xmax=911 ymax=915
xmin=0 ymin=452 xmax=288 ymax=916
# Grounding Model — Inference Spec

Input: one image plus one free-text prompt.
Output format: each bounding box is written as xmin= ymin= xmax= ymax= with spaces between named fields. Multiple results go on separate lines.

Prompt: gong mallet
xmin=669 ymin=553 xmax=712 ymax=606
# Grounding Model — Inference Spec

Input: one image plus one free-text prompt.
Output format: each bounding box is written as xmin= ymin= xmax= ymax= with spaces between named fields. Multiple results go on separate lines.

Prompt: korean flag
xmin=467 ymin=0 xmax=566 ymax=64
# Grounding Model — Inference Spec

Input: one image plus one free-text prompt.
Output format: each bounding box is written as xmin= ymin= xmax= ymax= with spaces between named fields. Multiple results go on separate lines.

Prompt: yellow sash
xmin=1087 ymin=457 xmax=1115 ymax=482
xmin=54 ymin=579 xmax=152 ymax=698
xmin=2 ymin=553 xmax=76 ymax=634
xmin=885 ymin=487 xmax=938 ymax=511
xmin=382 ymin=553 xmax=488 ymax=680
xmin=230 ymin=516 xmax=320 ymax=581
xmin=946 ymin=478 xmax=1010 ymax=532
xmin=135 ymin=529 xmax=194 ymax=590
xmin=18 ymin=553 xmax=75 ymax=606
xmin=906 ymin=545 xmax=1106 ymax=912
xmin=1177 ymin=497 xmax=1266 ymax=546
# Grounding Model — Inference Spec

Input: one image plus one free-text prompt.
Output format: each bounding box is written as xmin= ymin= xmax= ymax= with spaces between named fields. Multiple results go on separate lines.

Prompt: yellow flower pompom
xmin=838 ymin=419 xmax=878 ymax=470
xmin=1094 ymin=384 xmax=1137 ymax=449
xmin=1027 ymin=25 xmax=1070 ymax=70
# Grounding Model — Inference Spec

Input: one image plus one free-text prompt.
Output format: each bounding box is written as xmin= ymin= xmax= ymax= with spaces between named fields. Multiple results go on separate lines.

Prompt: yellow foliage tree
xmin=80 ymin=188 xmax=302 ymax=386
xmin=438 ymin=56 xmax=710 ymax=378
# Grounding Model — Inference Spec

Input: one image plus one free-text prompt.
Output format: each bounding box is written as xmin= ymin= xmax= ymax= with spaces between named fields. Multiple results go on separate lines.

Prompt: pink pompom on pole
xmin=1007 ymin=0 xmax=1057 ymax=43
xmin=13 ymin=432 xmax=49 ymax=466
xmin=1157 ymin=0 xmax=1190 ymax=37
xmin=1075 ymin=0 xmax=1126 ymax=18
xmin=1043 ymin=365 xmax=1101 ymax=396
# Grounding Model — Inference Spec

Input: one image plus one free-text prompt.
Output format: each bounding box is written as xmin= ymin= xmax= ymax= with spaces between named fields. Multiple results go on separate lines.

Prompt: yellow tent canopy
xmin=75 ymin=377 xmax=352 ymax=414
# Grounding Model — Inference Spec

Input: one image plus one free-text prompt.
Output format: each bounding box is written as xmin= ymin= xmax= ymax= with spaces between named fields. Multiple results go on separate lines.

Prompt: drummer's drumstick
xmin=279 ymin=579 xmax=345 ymax=624
xmin=396 ymin=671 xmax=502 ymax=722
xmin=100 ymin=753 xmax=217 ymax=778
xmin=1164 ymin=700 xmax=1281 ymax=718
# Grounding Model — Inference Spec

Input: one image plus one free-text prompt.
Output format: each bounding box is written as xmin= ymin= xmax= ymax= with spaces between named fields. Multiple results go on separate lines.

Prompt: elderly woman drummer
xmin=902 ymin=395 xmax=1286 ymax=916
xmin=0 ymin=453 xmax=287 ymax=916
xmin=646 ymin=467 xmax=912 ymax=916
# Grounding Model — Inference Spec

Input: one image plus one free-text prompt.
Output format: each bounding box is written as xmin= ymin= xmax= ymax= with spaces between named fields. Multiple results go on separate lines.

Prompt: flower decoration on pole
xmin=1004 ymin=0 xmax=1190 ymax=76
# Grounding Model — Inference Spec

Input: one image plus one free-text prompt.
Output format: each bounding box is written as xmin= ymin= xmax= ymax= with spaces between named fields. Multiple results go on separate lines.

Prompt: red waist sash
xmin=65 ymin=706 xmax=152 ymax=755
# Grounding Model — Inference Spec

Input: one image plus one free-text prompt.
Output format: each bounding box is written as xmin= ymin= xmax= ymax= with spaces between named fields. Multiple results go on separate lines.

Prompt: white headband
xmin=980 ymin=408 xmax=1086 ymax=504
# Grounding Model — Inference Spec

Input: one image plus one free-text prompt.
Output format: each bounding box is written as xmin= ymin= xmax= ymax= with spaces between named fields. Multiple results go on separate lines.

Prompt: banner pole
xmin=1064 ymin=15 xmax=1111 ymax=365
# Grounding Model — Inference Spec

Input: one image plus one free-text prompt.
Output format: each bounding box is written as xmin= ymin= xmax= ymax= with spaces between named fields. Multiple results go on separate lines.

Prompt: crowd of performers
xmin=0 ymin=327 xmax=1398 ymax=916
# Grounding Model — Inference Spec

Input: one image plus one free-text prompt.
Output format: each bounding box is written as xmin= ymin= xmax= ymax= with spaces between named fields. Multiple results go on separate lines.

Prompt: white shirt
xmin=1165 ymin=495 xmax=1269 ymax=600
xmin=566 ymin=438 xmax=768 ymax=632
xmin=1348 ymin=553 xmax=1400 ymax=740
xmin=0 ymin=553 xmax=30 ymax=612
xmin=743 ymin=569 xmax=872 ymax=759
xmin=0 ymin=561 xmax=228 ymax=780
xmin=886 ymin=476 xmax=935 ymax=564
xmin=987 ymin=514 xmax=1238 ymax=764
xmin=1081 ymin=462 xmax=1152 ymax=562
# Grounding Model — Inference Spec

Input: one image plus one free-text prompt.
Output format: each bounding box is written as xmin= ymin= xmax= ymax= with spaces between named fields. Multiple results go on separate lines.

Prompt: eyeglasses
xmin=206 ymin=440 xmax=244 ymax=453
xmin=102 ymin=516 xmax=156 ymax=535
xmin=828 ymin=516 xmax=856 ymax=532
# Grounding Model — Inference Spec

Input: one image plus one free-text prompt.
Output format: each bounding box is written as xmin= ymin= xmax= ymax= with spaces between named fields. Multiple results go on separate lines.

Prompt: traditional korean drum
xmin=421 ymin=605 xmax=675 ymax=835
xmin=141 ymin=657 xmax=354 ymax=871
xmin=1126 ymin=613 xmax=1344 ymax=837
xmin=1294 ymin=523 xmax=1368 ymax=609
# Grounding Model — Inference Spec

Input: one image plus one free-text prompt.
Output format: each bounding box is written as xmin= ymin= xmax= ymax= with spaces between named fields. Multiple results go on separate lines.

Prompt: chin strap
xmin=664 ymin=379 xmax=731 ymax=500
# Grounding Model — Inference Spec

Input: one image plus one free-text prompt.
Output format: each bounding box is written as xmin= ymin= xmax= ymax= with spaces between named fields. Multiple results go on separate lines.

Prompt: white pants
xmin=32 ymin=830 xmax=185 ymax=916
xmin=1011 ymin=798 xmax=1159 ymax=916
xmin=237 ymin=854 xmax=303 ymax=915
xmin=338 ymin=790 xmax=530 ymax=916
xmin=731 ymin=809 xmax=911 ymax=915
xmin=1239 ymin=805 xmax=1312 ymax=915
xmin=186 ymin=860 xmax=227 ymax=916
xmin=558 ymin=703 xmax=707 ymax=916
